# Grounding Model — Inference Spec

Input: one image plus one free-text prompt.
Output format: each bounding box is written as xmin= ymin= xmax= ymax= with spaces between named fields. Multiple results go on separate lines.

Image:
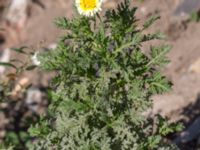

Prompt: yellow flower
xmin=76 ymin=0 xmax=102 ymax=17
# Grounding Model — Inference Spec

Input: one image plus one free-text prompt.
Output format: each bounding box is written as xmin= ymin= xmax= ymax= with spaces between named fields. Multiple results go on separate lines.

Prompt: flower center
xmin=80 ymin=0 xmax=98 ymax=11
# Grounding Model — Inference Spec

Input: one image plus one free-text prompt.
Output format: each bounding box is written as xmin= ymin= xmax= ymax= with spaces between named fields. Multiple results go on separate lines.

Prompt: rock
xmin=31 ymin=51 xmax=41 ymax=66
xmin=0 ymin=113 xmax=9 ymax=141
xmin=6 ymin=0 xmax=28 ymax=29
xmin=12 ymin=77 xmax=30 ymax=97
xmin=48 ymin=43 xmax=57 ymax=49
xmin=25 ymin=87 xmax=47 ymax=114
xmin=0 ymin=48 xmax=10 ymax=74
xmin=174 ymin=0 xmax=200 ymax=16
xmin=174 ymin=117 xmax=200 ymax=144
xmin=140 ymin=6 xmax=147 ymax=15
xmin=5 ymin=0 xmax=31 ymax=43
xmin=189 ymin=57 xmax=200 ymax=74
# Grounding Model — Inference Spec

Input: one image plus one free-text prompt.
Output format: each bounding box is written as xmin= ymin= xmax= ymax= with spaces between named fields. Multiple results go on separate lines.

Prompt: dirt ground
xmin=19 ymin=0 xmax=200 ymax=123
xmin=1 ymin=0 xmax=200 ymax=149
xmin=135 ymin=0 xmax=200 ymax=126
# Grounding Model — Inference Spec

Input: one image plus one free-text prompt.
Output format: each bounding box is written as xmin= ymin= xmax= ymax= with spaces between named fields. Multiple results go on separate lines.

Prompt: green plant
xmin=29 ymin=0 xmax=181 ymax=149
xmin=190 ymin=11 xmax=200 ymax=22
xmin=0 ymin=144 xmax=14 ymax=150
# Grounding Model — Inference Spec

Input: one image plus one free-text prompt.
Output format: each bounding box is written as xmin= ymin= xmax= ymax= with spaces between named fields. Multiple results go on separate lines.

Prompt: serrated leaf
xmin=0 ymin=62 xmax=17 ymax=69
xmin=11 ymin=47 xmax=27 ymax=54
xmin=26 ymin=65 xmax=37 ymax=70
xmin=28 ymin=126 xmax=41 ymax=137
xmin=143 ymin=15 xmax=160 ymax=29
xmin=54 ymin=17 xmax=70 ymax=29
xmin=147 ymin=45 xmax=171 ymax=67
xmin=147 ymin=72 xmax=171 ymax=94
xmin=142 ymin=31 xmax=166 ymax=42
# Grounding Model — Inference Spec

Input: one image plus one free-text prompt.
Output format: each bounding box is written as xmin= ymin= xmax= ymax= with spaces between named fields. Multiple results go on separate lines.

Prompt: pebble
xmin=189 ymin=57 xmax=200 ymax=74
xmin=174 ymin=0 xmax=200 ymax=16
xmin=0 ymin=48 xmax=10 ymax=75
xmin=174 ymin=117 xmax=200 ymax=144
xmin=25 ymin=87 xmax=46 ymax=114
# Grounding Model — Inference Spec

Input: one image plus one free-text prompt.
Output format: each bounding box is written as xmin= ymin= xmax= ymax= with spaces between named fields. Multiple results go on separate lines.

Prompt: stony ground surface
xmin=0 ymin=0 xmax=200 ymax=149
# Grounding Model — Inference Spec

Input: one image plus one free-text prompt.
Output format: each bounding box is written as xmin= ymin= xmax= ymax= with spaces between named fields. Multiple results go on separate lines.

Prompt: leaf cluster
xmin=30 ymin=1 xmax=180 ymax=149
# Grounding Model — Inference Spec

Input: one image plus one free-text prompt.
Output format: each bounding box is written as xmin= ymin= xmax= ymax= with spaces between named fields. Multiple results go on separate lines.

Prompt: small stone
xmin=174 ymin=0 xmax=200 ymax=16
xmin=189 ymin=57 xmax=200 ymax=74
xmin=31 ymin=52 xmax=41 ymax=66
xmin=140 ymin=7 xmax=147 ymax=15
xmin=25 ymin=88 xmax=46 ymax=114
xmin=48 ymin=43 xmax=57 ymax=49
xmin=12 ymin=77 xmax=30 ymax=97
xmin=0 ymin=48 xmax=10 ymax=75
xmin=174 ymin=117 xmax=200 ymax=144
xmin=6 ymin=0 xmax=28 ymax=29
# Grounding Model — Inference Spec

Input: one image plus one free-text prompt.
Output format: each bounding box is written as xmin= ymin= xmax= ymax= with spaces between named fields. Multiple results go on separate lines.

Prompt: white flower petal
xmin=75 ymin=0 xmax=102 ymax=17
xmin=31 ymin=52 xmax=41 ymax=66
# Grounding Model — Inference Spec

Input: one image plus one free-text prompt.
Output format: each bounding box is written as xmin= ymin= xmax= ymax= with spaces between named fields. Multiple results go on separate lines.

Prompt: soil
xmin=1 ymin=0 xmax=200 ymax=149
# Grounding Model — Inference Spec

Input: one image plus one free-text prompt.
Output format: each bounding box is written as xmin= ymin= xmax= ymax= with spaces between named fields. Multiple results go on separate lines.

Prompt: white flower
xmin=75 ymin=0 xmax=103 ymax=17
xmin=31 ymin=52 xmax=41 ymax=66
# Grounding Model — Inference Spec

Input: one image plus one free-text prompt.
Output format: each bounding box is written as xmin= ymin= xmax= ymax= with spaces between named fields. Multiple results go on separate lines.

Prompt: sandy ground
xmin=136 ymin=0 xmax=200 ymax=123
